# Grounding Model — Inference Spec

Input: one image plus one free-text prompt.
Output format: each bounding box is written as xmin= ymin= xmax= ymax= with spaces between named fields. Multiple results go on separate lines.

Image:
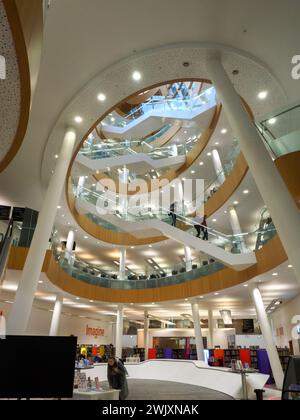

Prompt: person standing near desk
xmin=107 ymin=357 xmax=128 ymax=400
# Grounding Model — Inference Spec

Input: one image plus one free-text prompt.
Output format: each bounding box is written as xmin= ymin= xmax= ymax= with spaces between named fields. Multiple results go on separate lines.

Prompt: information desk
xmin=72 ymin=389 xmax=119 ymax=400
xmin=92 ymin=359 xmax=269 ymax=400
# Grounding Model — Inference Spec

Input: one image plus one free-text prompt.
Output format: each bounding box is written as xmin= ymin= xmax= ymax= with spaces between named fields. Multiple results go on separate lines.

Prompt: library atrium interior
xmin=0 ymin=0 xmax=300 ymax=401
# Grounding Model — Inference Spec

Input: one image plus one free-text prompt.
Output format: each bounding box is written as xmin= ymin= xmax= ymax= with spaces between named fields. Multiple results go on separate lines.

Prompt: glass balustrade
xmin=257 ymin=104 xmax=300 ymax=158
xmin=101 ymin=86 xmax=216 ymax=128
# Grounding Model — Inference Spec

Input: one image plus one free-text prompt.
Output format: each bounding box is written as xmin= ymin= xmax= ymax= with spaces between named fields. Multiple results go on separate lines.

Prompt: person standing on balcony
xmin=201 ymin=215 xmax=208 ymax=241
xmin=194 ymin=214 xmax=202 ymax=238
xmin=169 ymin=202 xmax=177 ymax=227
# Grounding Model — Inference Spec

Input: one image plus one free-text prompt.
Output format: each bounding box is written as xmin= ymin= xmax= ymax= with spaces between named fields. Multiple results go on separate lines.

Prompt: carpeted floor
xmin=125 ymin=379 xmax=234 ymax=400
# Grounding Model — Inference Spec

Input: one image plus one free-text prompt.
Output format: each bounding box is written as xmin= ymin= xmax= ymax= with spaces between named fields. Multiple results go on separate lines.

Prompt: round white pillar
xmin=144 ymin=310 xmax=149 ymax=360
xmin=49 ymin=294 xmax=63 ymax=336
xmin=118 ymin=248 xmax=127 ymax=280
xmin=7 ymin=129 xmax=76 ymax=336
xmin=212 ymin=148 xmax=226 ymax=184
xmin=206 ymin=57 xmax=300 ymax=285
xmin=208 ymin=309 xmax=214 ymax=349
xmin=249 ymin=284 xmax=284 ymax=389
xmin=65 ymin=230 xmax=75 ymax=263
xmin=228 ymin=206 xmax=247 ymax=253
xmin=191 ymin=300 xmax=205 ymax=361
xmin=115 ymin=304 xmax=124 ymax=359
xmin=184 ymin=246 xmax=192 ymax=272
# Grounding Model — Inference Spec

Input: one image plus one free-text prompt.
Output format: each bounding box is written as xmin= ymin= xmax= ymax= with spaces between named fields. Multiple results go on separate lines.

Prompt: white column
xmin=228 ymin=206 xmax=247 ymax=253
xmin=207 ymin=56 xmax=300 ymax=285
xmin=119 ymin=166 xmax=129 ymax=216
xmin=118 ymin=248 xmax=127 ymax=280
xmin=249 ymin=284 xmax=284 ymax=389
xmin=7 ymin=129 xmax=76 ymax=335
xmin=184 ymin=246 xmax=192 ymax=272
xmin=212 ymin=148 xmax=226 ymax=184
xmin=191 ymin=300 xmax=205 ymax=361
xmin=49 ymin=294 xmax=63 ymax=336
xmin=208 ymin=309 xmax=214 ymax=349
xmin=65 ymin=230 xmax=75 ymax=263
xmin=115 ymin=304 xmax=124 ymax=359
xmin=144 ymin=310 xmax=149 ymax=360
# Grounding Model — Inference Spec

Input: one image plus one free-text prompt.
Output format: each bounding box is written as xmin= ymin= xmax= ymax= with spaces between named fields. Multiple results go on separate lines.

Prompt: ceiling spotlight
xmin=90 ymin=300 xmax=94 ymax=303
xmin=199 ymin=296 xmax=204 ymax=299
xmin=268 ymin=118 xmax=277 ymax=125
xmin=38 ymin=280 xmax=43 ymax=284
xmin=199 ymin=162 xmax=204 ymax=166
xmin=84 ymin=236 xmax=88 ymax=239
xmin=132 ymin=71 xmax=142 ymax=81
xmin=54 ymin=154 xmax=59 ymax=159
xmin=57 ymin=206 xmax=61 ymax=209
xmin=243 ymin=190 xmax=250 ymax=195
xmin=97 ymin=93 xmax=106 ymax=102
xmin=272 ymin=272 xmax=279 ymax=276
xmin=233 ymin=201 xmax=239 ymax=205
xmin=212 ymin=219 xmax=217 ymax=222
xmin=191 ymin=170 xmax=195 ymax=174
xmin=221 ymin=129 xmax=227 ymax=134
xmin=74 ymin=116 xmax=83 ymax=124
xmin=288 ymin=264 xmax=293 ymax=268
xmin=215 ymin=142 xmax=219 ymax=146
xmin=214 ymin=293 xmax=219 ymax=296
xmin=207 ymin=152 xmax=212 ymax=157
xmin=76 ymin=297 xmax=80 ymax=301
xmin=148 ymin=245 xmax=152 ymax=248
xmin=244 ymin=284 xmax=249 ymax=287
xmin=131 ymin=246 xmax=135 ymax=249
xmin=258 ymin=91 xmax=268 ymax=100
xmin=224 ymin=210 xmax=228 ymax=214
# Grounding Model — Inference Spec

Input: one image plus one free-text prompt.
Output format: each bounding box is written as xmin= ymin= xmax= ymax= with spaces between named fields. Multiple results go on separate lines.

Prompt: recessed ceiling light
xmin=207 ymin=152 xmax=212 ymax=157
xmin=199 ymin=162 xmax=204 ymax=166
xmin=212 ymin=219 xmax=217 ymax=222
xmin=110 ymin=117 xmax=115 ymax=122
xmin=76 ymin=297 xmax=80 ymax=300
xmin=199 ymin=296 xmax=204 ymax=299
xmin=272 ymin=272 xmax=278 ymax=276
xmin=214 ymin=293 xmax=219 ymax=296
xmin=132 ymin=71 xmax=142 ymax=81
xmin=268 ymin=118 xmax=277 ymax=125
xmin=191 ymin=170 xmax=195 ymax=174
xmin=57 ymin=206 xmax=61 ymax=209
xmin=221 ymin=129 xmax=227 ymax=134
xmin=38 ymin=281 xmax=43 ymax=284
xmin=152 ymin=302 xmax=155 ymax=305
xmin=233 ymin=201 xmax=239 ymax=205
xmin=215 ymin=142 xmax=219 ymax=146
xmin=288 ymin=264 xmax=293 ymax=268
xmin=84 ymin=236 xmax=88 ymax=239
xmin=54 ymin=154 xmax=59 ymax=159
xmin=89 ymin=300 xmax=94 ymax=303
xmin=243 ymin=190 xmax=249 ymax=195
xmin=184 ymin=130 xmax=188 ymax=134
xmin=185 ymin=299 xmax=188 ymax=301
xmin=61 ymin=214 xmax=65 ymax=218
xmin=74 ymin=116 xmax=83 ymax=124
xmin=244 ymin=284 xmax=249 ymax=287
xmin=131 ymin=246 xmax=135 ymax=249
xmin=97 ymin=93 xmax=106 ymax=102
xmin=224 ymin=210 xmax=228 ymax=214
xmin=258 ymin=91 xmax=268 ymax=100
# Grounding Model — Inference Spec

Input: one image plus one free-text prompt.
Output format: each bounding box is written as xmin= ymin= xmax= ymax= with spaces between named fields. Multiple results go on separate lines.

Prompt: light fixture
xmin=84 ymin=236 xmax=88 ymax=239
xmin=97 ymin=93 xmax=106 ymax=102
xmin=199 ymin=162 xmax=204 ymax=166
xmin=54 ymin=154 xmax=59 ymax=159
xmin=221 ymin=129 xmax=227 ymax=134
xmin=243 ymin=190 xmax=250 ymax=195
xmin=258 ymin=91 xmax=268 ymax=100
xmin=184 ymin=130 xmax=188 ymax=134
xmin=132 ymin=71 xmax=142 ymax=81
xmin=74 ymin=116 xmax=83 ymax=124
xmin=199 ymin=296 xmax=204 ymax=299
xmin=131 ymin=246 xmax=135 ymax=249
xmin=268 ymin=118 xmax=277 ymax=125
xmin=38 ymin=280 xmax=43 ymax=284
xmin=110 ymin=117 xmax=115 ymax=122
xmin=89 ymin=300 xmax=94 ymax=303
xmin=212 ymin=219 xmax=217 ymax=222
xmin=224 ymin=210 xmax=228 ymax=214
xmin=272 ymin=272 xmax=278 ymax=276
xmin=207 ymin=152 xmax=212 ymax=157
xmin=76 ymin=297 xmax=80 ymax=301
xmin=288 ymin=264 xmax=293 ymax=268
xmin=148 ymin=245 xmax=152 ymax=248
xmin=191 ymin=170 xmax=195 ymax=174
xmin=214 ymin=293 xmax=219 ymax=296
xmin=215 ymin=142 xmax=219 ymax=146
xmin=244 ymin=284 xmax=249 ymax=287
xmin=233 ymin=201 xmax=239 ymax=205
xmin=57 ymin=206 xmax=61 ymax=209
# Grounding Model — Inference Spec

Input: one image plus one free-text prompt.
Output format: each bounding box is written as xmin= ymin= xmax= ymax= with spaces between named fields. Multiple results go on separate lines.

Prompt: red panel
xmin=148 ymin=348 xmax=157 ymax=360
xmin=239 ymin=349 xmax=251 ymax=368
xmin=214 ymin=349 xmax=224 ymax=367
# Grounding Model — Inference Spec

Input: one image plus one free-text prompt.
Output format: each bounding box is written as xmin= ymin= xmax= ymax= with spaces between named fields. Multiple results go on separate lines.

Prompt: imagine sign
xmin=86 ymin=325 xmax=105 ymax=339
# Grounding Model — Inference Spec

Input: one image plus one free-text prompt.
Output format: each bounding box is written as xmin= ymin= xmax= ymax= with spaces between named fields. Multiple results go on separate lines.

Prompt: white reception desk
xmin=91 ymin=359 xmax=269 ymax=400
